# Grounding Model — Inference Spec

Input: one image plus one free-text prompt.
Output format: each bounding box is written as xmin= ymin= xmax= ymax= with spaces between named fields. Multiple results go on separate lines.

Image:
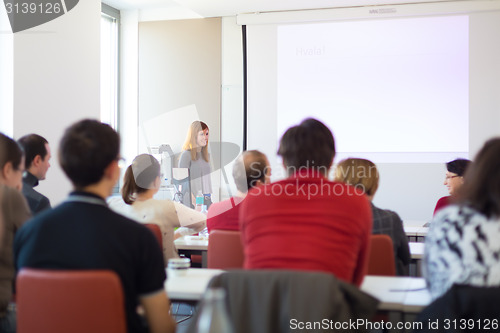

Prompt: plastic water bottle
xmin=199 ymin=205 xmax=209 ymax=238
xmin=196 ymin=288 xmax=234 ymax=333
xmin=195 ymin=190 xmax=204 ymax=212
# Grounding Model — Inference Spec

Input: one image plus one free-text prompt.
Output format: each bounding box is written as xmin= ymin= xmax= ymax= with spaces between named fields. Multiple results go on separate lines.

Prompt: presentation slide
xmin=277 ymin=16 xmax=469 ymax=163
xmin=245 ymin=4 xmax=500 ymax=221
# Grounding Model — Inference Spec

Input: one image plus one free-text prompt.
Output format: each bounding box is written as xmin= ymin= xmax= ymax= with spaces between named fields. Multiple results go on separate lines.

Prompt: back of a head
xmin=458 ymin=138 xmax=500 ymax=218
xmin=278 ymin=118 xmax=335 ymax=175
xmin=59 ymin=120 xmax=120 ymax=189
xmin=17 ymin=134 xmax=48 ymax=169
xmin=122 ymin=154 xmax=161 ymax=204
xmin=232 ymin=150 xmax=268 ymax=193
xmin=335 ymin=158 xmax=379 ymax=196
xmin=446 ymin=158 xmax=471 ymax=176
xmin=0 ymin=133 xmax=23 ymax=172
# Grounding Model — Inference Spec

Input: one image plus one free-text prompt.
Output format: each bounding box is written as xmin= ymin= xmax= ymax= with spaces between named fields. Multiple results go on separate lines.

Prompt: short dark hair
xmin=278 ymin=118 xmax=335 ymax=175
xmin=232 ymin=150 xmax=268 ymax=193
xmin=17 ymin=134 xmax=48 ymax=169
xmin=59 ymin=119 xmax=120 ymax=188
xmin=446 ymin=158 xmax=471 ymax=176
xmin=0 ymin=132 xmax=24 ymax=171
xmin=458 ymin=138 xmax=500 ymax=218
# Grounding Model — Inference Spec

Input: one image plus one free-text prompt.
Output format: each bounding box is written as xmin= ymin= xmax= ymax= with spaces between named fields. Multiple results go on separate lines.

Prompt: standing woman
xmin=178 ymin=121 xmax=212 ymax=208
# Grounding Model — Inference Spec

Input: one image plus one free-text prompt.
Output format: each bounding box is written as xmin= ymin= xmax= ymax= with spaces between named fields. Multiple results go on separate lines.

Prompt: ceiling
xmin=102 ymin=0 xmax=458 ymax=19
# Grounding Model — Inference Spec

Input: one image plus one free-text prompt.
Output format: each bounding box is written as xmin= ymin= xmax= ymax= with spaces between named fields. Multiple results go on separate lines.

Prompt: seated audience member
xmin=0 ymin=133 xmax=31 ymax=333
xmin=14 ymin=120 xmax=175 ymax=333
xmin=433 ymin=158 xmax=471 ymax=215
xmin=424 ymin=138 xmax=500 ymax=300
xmin=335 ymin=158 xmax=410 ymax=276
xmin=17 ymin=134 xmax=52 ymax=215
xmin=239 ymin=118 xmax=372 ymax=286
xmin=108 ymin=154 xmax=206 ymax=264
xmin=207 ymin=150 xmax=270 ymax=233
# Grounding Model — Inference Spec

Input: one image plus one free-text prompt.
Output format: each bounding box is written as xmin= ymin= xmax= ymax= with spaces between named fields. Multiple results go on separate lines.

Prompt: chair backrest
xmin=185 ymin=270 xmax=379 ymax=333
xmin=207 ymin=230 xmax=244 ymax=269
xmin=367 ymin=234 xmax=396 ymax=276
xmin=415 ymin=284 xmax=500 ymax=333
xmin=17 ymin=268 xmax=127 ymax=333
xmin=144 ymin=223 xmax=163 ymax=248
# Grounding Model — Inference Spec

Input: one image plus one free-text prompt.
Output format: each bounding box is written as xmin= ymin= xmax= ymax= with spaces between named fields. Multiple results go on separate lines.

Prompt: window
xmin=101 ymin=3 xmax=120 ymax=131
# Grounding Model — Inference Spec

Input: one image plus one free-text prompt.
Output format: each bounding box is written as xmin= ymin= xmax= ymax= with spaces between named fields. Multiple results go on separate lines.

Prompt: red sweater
xmin=206 ymin=197 xmax=244 ymax=233
xmin=240 ymin=171 xmax=372 ymax=286
xmin=433 ymin=196 xmax=451 ymax=216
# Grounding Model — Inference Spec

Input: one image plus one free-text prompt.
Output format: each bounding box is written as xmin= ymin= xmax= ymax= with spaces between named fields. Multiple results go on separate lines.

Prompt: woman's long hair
xmin=122 ymin=154 xmax=161 ymax=205
xmin=457 ymin=138 xmax=500 ymax=218
xmin=181 ymin=121 xmax=209 ymax=162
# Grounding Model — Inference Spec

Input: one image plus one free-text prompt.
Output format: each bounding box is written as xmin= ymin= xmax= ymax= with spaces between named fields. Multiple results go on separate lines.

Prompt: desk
xmin=409 ymin=242 xmax=424 ymax=260
xmin=165 ymin=269 xmax=431 ymax=314
xmin=175 ymin=236 xmax=209 ymax=267
xmin=165 ymin=268 xmax=223 ymax=302
xmin=361 ymin=276 xmax=430 ymax=313
xmin=175 ymin=236 xmax=208 ymax=251
xmin=402 ymin=278 xmax=431 ymax=313
xmin=405 ymin=226 xmax=429 ymax=242
xmin=409 ymin=242 xmax=425 ymax=277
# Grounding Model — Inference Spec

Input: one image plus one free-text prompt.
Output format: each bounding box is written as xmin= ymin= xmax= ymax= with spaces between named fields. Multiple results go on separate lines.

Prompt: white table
xmin=409 ymin=242 xmax=425 ymax=277
xmin=402 ymin=278 xmax=431 ymax=313
xmin=360 ymin=276 xmax=409 ymax=312
xmin=165 ymin=268 xmax=223 ymax=301
xmin=165 ymin=269 xmax=431 ymax=314
xmin=175 ymin=236 xmax=209 ymax=267
xmin=361 ymin=276 xmax=430 ymax=313
xmin=409 ymin=242 xmax=425 ymax=260
xmin=174 ymin=236 xmax=209 ymax=251
xmin=405 ymin=226 xmax=429 ymax=242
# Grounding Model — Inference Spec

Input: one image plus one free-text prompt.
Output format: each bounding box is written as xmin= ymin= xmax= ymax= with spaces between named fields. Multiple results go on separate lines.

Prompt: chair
xmin=144 ymin=223 xmax=163 ymax=247
xmin=185 ymin=270 xmax=379 ymax=333
xmin=17 ymin=268 xmax=127 ymax=333
xmin=367 ymin=234 xmax=396 ymax=276
xmin=207 ymin=230 xmax=244 ymax=269
xmin=415 ymin=284 xmax=500 ymax=333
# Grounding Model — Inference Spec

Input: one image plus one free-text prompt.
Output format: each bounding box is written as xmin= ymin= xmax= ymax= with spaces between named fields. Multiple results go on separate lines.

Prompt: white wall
xmin=120 ymin=10 xmax=139 ymax=167
xmin=220 ymin=16 xmax=244 ymax=199
xmin=0 ymin=5 xmax=13 ymax=136
xmin=138 ymin=18 xmax=222 ymax=200
xmin=13 ymin=0 xmax=101 ymax=205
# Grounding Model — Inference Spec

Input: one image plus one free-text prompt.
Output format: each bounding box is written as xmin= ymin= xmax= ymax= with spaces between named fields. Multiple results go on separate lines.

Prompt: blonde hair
xmin=182 ymin=121 xmax=209 ymax=162
xmin=334 ymin=158 xmax=379 ymax=197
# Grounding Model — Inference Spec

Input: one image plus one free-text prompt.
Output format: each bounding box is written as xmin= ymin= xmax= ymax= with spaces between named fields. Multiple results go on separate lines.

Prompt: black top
xmin=14 ymin=191 xmax=166 ymax=333
xmin=371 ymin=203 xmax=411 ymax=276
xmin=21 ymin=172 xmax=51 ymax=215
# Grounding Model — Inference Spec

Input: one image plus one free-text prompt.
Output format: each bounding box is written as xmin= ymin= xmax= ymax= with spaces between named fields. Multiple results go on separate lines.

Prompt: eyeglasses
xmin=445 ymin=175 xmax=461 ymax=180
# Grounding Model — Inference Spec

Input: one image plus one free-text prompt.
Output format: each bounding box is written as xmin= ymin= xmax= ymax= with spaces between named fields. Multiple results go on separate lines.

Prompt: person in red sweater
xmin=206 ymin=150 xmax=270 ymax=233
xmin=433 ymin=158 xmax=471 ymax=216
xmin=239 ymin=118 xmax=372 ymax=286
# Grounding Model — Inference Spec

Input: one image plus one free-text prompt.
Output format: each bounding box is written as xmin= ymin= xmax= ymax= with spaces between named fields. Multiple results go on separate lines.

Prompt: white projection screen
xmin=242 ymin=1 xmax=500 ymax=221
